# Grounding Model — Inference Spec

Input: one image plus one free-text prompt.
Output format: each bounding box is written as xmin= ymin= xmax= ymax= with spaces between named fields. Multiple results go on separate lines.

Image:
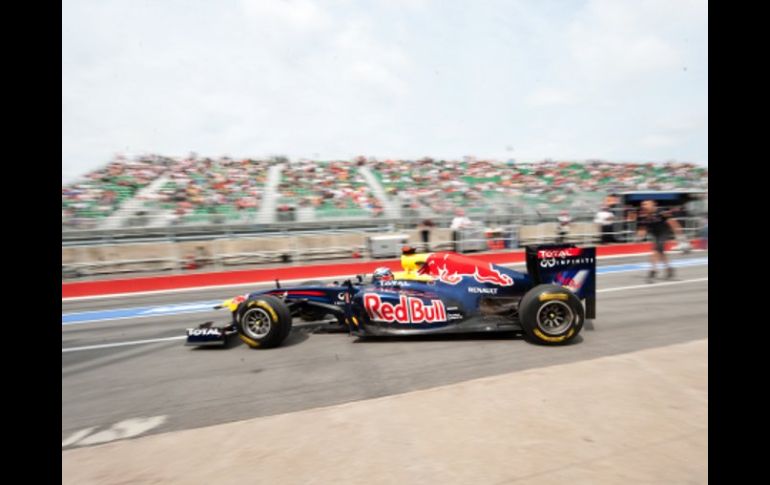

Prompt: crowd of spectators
xmin=62 ymin=155 xmax=271 ymax=227
xmin=63 ymin=155 xmax=707 ymax=228
xmin=62 ymin=155 xmax=172 ymax=228
xmin=372 ymin=158 xmax=511 ymax=216
xmin=278 ymin=159 xmax=384 ymax=218
xmin=147 ymin=157 xmax=269 ymax=223
xmin=371 ymin=158 xmax=707 ymax=216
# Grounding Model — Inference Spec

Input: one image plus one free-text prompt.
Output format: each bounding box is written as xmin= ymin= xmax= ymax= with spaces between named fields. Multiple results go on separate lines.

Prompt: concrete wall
xmin=63 ymin=225 xmax=601 ymax=272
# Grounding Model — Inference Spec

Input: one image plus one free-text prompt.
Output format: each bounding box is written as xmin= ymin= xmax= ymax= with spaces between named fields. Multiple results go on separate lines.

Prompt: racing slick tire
xmin=236 ymin=295 xmax=292 ymax=349
xmin=518 ymin=284 xmax=584 ymax=345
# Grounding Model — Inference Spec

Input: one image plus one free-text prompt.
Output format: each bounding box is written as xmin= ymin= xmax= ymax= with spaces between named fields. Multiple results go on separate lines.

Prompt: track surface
xmin=62 ymin=253 xmax=707 ymax=448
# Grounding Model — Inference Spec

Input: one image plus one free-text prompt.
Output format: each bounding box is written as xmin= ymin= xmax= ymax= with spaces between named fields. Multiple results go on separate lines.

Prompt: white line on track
xmin=61 ymin=277 xmax=707 ymax=354
xmin=63 ymin=302 xmax=220 ymax=317
xmin=62 ymin=416 xmax=168 ymax=448
xmin=597 ymin=277 xmax=708 ymax=293
xmin=61 ymin=427 xmax=96 ymax=447
xmin=62 ymin=250 xmax=706 ymax=301
xmin=62 ymin=336 xmax=186 ymax=353
xmin=62 ymin=308 xmax=221 ymax=325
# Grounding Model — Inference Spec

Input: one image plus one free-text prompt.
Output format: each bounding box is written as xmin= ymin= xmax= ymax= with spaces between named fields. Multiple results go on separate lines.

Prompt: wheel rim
xmin=536 ymin=301 xmax=574 ymax=335
xmin=243 ymin=307 xmax=272 ymax=339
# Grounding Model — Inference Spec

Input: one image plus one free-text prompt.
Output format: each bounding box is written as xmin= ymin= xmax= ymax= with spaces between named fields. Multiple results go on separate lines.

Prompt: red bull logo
xmin=423 ymin=253 xmax=514 ymax=287
xmin=554 ymin=269 xmax=589 ymax=293
xmin=363 ymin=294 xmax=446 ymax=324
xmin=554 ymin=273 xmax=575 ymax=287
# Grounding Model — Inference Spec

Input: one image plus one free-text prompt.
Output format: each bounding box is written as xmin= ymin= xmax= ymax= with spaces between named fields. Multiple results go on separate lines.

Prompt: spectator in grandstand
xmin=594 ymin=206 xmax=616 ymax=244
xmin=636 ymin=200 xmax=686 ymax=282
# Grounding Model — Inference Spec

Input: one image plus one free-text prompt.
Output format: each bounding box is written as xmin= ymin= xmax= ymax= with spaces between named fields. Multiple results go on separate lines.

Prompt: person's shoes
xmin=666 ymin=267 xmax=675 ymax=280
xmin=646 ymin=270 xmax=656 ymax=283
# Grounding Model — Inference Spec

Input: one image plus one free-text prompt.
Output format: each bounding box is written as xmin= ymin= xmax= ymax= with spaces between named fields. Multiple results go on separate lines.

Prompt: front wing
xmin=185 ymin=321 xmax=236 ymax=346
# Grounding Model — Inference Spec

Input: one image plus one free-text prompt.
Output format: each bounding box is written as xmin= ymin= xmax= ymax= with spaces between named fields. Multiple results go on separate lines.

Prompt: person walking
xmin=636 ymin=200 xmax=686 ymax=282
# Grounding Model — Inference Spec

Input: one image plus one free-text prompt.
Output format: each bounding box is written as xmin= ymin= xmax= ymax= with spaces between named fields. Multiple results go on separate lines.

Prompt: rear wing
xmin=525 ymin=244 xmax=596 ymax=319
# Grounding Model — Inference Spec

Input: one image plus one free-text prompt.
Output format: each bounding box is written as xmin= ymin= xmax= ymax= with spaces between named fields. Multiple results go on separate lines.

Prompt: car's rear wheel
xmin=237 ymin=295 xmax=292 ymax=348
xmin=518 ymin=284 xmax=584 ymax=345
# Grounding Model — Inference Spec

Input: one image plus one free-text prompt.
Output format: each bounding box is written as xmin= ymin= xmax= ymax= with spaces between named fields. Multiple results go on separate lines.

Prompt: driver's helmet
xmin=372 ymin=267 xmax=394 ymax=283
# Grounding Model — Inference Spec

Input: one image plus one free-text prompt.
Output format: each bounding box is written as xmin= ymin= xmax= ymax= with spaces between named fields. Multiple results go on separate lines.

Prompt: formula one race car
xmin=186 ymin=244 xmax=596 ymax=348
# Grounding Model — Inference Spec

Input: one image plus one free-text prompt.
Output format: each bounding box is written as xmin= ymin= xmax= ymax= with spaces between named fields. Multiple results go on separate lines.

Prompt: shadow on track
xmin=352 ymin=331 xmax=585 ymax=347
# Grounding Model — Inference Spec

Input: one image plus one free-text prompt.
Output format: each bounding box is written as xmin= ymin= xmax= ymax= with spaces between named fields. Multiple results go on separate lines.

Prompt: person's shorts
xmin=652 ymin=234 xmax=667 ymax=254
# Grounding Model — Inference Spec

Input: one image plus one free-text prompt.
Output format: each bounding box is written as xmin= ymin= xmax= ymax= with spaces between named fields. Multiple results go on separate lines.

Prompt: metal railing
xmin=62 ymin=209 xmax=707 ymax=245
xmin=61 ymin=210 xmax=608 ymax=245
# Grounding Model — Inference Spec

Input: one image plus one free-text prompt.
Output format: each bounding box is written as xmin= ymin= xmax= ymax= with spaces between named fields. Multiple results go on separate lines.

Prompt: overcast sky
xmin=62 ymin=0 xmax=707 ymax=183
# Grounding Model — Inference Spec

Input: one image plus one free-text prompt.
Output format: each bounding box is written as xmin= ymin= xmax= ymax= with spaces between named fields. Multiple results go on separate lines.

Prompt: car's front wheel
xmin=236 ymin=295 xmax=292 ymax=348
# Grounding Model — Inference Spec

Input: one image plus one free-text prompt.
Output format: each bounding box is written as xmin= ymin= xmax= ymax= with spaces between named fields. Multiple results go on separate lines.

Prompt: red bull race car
xmin=186 ymin=244 xmax=596 ymax=348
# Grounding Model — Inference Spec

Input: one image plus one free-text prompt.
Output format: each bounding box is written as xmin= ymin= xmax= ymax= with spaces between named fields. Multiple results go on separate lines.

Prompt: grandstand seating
xmin=277 ymin=160 xmax=384 ymax=220
xmin=63 ymin=156 xmax=707 ymax=229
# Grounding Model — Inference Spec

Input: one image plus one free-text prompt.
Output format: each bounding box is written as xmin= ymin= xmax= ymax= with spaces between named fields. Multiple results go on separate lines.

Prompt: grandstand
xmin=148 ymin=157 xmax=270 ymax=226
xmin=373 ymin=158 xmax=516 ymax=218
xmin=277 ymin=159 xmax=384 ymax=222
xmin=62 ymin=156 xmax=707 ymax=231
xmin=61 ymin=155 xmax=172 ymax=229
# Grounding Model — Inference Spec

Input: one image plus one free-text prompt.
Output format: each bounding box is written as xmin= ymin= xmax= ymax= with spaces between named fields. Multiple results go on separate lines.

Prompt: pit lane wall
xmin=62 ymin=224 xmax=605 ymax=278
xmin=61 ymin=241 xmax=701 ymax=299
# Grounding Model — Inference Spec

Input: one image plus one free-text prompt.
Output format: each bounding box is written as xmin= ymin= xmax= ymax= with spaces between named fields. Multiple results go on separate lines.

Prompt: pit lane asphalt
xmin=62 ymin=253 xmax=707 ymax=447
